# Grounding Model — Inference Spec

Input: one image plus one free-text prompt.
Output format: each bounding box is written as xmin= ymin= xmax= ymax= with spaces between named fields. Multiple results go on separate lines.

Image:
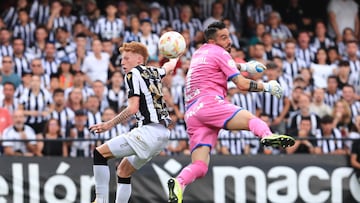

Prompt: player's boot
xmin=261 ymin=134 xmax=295 ymax=148
xmin=168 ymin=178 xmax=183 ymax=203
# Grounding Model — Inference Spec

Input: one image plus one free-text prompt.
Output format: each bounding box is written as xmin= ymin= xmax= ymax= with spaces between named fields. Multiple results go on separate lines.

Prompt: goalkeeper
xmin=167 ymin=21 xmax=295 ymax=203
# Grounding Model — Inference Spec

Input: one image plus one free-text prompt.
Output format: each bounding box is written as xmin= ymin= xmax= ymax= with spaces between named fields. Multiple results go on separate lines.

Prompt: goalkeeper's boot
xmin=261 ymin=134 xmax=295 ymax=148
xmin=168 ymin=178 xmax=183 ymax=203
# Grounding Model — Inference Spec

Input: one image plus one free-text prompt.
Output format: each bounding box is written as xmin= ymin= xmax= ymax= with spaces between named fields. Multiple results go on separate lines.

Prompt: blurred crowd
xmin=0 ymin=0 xmax=359 ymax=158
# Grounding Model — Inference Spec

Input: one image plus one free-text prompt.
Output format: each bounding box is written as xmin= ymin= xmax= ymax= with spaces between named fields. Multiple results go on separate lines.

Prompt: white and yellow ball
xmin=158 ymin=31 xmax=186 ymax=59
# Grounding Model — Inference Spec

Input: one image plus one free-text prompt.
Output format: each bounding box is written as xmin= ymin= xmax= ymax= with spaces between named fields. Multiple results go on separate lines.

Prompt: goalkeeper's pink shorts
xmin=184 ymin=95 xmax=243 ymax=152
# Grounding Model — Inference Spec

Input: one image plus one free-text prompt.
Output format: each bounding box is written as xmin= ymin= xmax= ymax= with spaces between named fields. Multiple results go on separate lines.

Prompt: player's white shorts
xmin=106 ymin=123 xmax=170 ymax=169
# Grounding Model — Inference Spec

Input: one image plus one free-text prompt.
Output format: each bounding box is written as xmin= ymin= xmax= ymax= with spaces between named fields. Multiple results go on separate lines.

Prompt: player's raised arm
xmin=162 ymin=57 xmax=180 ymax=76
xmin=231 ymin=74 xmax=284 ymax=99
xmin=236 ymin=60 xmax=267 ymax=74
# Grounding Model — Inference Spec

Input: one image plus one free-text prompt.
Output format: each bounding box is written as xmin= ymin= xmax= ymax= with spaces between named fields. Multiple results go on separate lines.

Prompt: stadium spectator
xmin=106 ymin=70 xmax=127 ymax=113
xmin=337 ymin=28 xmax=357 ymax=58
xmin=0 ymin=28 xmax=14 ymax=57
xmin=66 ymin=87 xmax=85 ymax=112
xmin=72 ymin=33 xmax=88 ymax=71
xmin=54 ymin=26 xmax=76 ymax=63
xmin=149 ymin=2 xmax=168 ymax=36
xmin=311 ymin=20 xmax=335 ymax=51
xmin=295 ymin=30 xmax=316 ymax=67
xmin=282 ymin=38 xmax=307 ymax=79
xmin=327 ymin=46 xmax=341 ymax=66
xmin=332 ymin=99 xmax=353 ymax=139
xmin=245 ymin=0 xmax=272 ymax=36
xmin=248 ymin=23 xmax=266 ymax=46
xmin=335 ymin=60 xmax=357 ymax=90
xmin=91 ymin=80 xmax=109 ymax=112
xmin=39 ymin=118 xmax=68 ymax=156
xmin=139 ymin=18 xmax=160 ymax=63
xmin=249 ymin=42 xmax=267 ymax=65
xmin=85 ymin=95 xmax=102 ymax=128
xmin=348 ymin=115 xmax=360 ymax=150
xmin=266 ymin=11 xmax=293 ymax=50
xmin=50 ymin=88 xmax=74 ymax=138
xmin=29 ymin=0 xmax=51 ymax=26
xmin=96 ymin=107 xmax=126 ymax=146
xmin=81 ymin=39 xmax=110 ymax=85
xmin=2 ymin=0 xmax=29 ymax=29
xmin=12 ymin=37 xmax=33 ymax=77
xmin=324 ymin=75 xmax=342 ymax=108
xmin=30 ymin=58 xmax=50 ymax=89
xmin=95 ymin=2 xmax=124 ymax=46
xmin=288 ymin=86 xmax=304 ymax=118
xmin=123 ymin=15 xmax=141 ymax=43
xmin=30 ymin=25 xmax=50 ymax=59
xmin=286 ymin=117 xmax=317 ymax=154
xmin=15 ymin=72 xmax=32 ymax=99
xmin=2 ymin=109 xmax=39 ymax=156
xmin=315 ymin=115 xmax=348 ymax=155
xmin=288 ymin=93 xmax=321 ymax=136
xmin=343 ymin=40 xmax=360 ymax=81
xmin=42 ymin=41 xmax=60 ymax=75
xmin=298 ymin=68 xmax=315 ymax=93
xmin=13 ymin=8 xmax=36 ymax=48
xmin=102 ymin=39 xmax=121 ymax=73
xmin=223 ymin=18 xmax=240 ymax=50
xmin=116 ymin=1 xmax=131 ymax=27
xmin=161 ymin=0 xmax=180 ymax=24
xmin=341 ymin=85 xmax=360 ymax=123
xmin=79 ymin=0 xmax=100 ymax=36
xmin=64 ymin=70 xmax=94 ymax=101
xmin=217 ymin=129 xmax=256 ymax=155
xmin=0 ymin=82 xmax=19 ymax=114
xmin=57 ymin=57 xmax=74 ymax=90
xmin=69 ymin=109 xmax=94 ymax=157
xmin=203 ymin=1 xmax=234 ymax=34
xmin=180 ymin=30 xmax=196 ymax=59
xmin=59 ymin=0 xmax=77 ymax=32
xmin=327 ymin=0 xmax=359 ymax=42
xmin=1 ymin=56 xmax=21 ymax=88
xmin=18 ymin=75 xmax=53 ymax=135
xmin=261 ymin=32 xmax=284 ymax=61
xmin=309 ymin=88 xmax=333 ymax=118
xmin=310 ymin=47 xmax=337 ymax=88
xmin=172 ymin=4 xmax=203 ymax=44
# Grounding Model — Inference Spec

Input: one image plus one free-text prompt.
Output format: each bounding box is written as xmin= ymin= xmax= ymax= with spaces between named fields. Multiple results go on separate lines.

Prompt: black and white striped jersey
xmin=347 ymin=59 xmax=360 ymax=82
xmin=282 ymin=58 xmax=307 ymax=79
xmin=41 ymin=58 xmax=60 ymax=75
xmin=50 ymin=107 xmax=75 ymax=137
xmin=13 ymin=22 xmax=37 ymax=48
xmin=0 ymin=45 xmax=13 ymax=57
xmin=123 ymin=30 xmax=141 ymax=43
xmin=256 ymin=79 xmax=290 ymax=119
xmin=171 ymin=18 xmax=203 ymax=42
xmin=171 ymin=84 xmax=186 ymax=114
xmin=95 ymin=17 xmax=124 ymax=40
xmin=350 ymin=101 xmax=360 ymax=123
xmin=316 ymin=128 xmax=343 ymax=154
xmin=324 ymin=89 xmax=342 ymax=108
xmin=97 ymin=124 xmax=129 ymax=144
xmin=295 ymin=46 xmax=317 ymax=67
xmin=69 ymin=127 xmax=93 ymax=157
xmin=161 ymin=5 xmax=180 ymax=24
xmin=139 ymin=34 xmax=159 ymax=60
xmin=288 ymin=113 xmax=321 ymax=135
xmin=231 ymin=92 xmax=257 ymax=115
xmin=2 ymin=7 xmax=19 ymax=29
xmin=125 ymin=65 xmax=170 ymax=127
xmin=218 ymin=129 xmax=259 ymax=155
xmin=311 ymin=37 xmax=335 ymax=51
xmin=19 ymin=88 xmax=53 ymax=124
xmin=55 ymin=41 xmax=76 ymax=63
xmin=13 ymin=53 xmax=34 ymax=77
xmin=0 ymin=98 xmax=19 ymax=114
xmin=79 ymin=15 xmax=99 ymax=34
xmin=151 ymin=19 xmax=169 ymax=35
xmin=107 ymin=87 xmax=127 ymax=112
xmin=29 ymin=0 xmax=50 ymax=25
xmin=29 ymin=43 xmax=45 ymax=58
xmin=64 ymin=86 xmax=94 ymax=101
xmin=86 ymin=110 xmax=102 ymax=128
xmin=266 ymin=25 xmax=293 ymax=49
xmin=246 ymin=4 xmax=273 ymax=24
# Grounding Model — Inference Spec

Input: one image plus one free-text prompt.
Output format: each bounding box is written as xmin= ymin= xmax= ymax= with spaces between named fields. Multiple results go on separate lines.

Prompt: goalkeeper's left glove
xmin=239 ymin=60 xmax=267 ymax=74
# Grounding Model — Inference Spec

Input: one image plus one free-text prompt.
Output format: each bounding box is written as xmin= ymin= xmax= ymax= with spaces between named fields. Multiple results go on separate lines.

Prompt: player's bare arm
xmin=163 ymin=57 xmax=180 ymax=75
xmin=89 ymin=96 xmax=140 ymax=133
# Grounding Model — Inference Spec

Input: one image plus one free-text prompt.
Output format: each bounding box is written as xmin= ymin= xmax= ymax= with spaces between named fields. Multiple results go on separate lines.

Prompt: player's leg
xmin=93 ymin=135 xmax=137 ymax=203
xmin=115 ymin=158 xmax=136 ymax=203
xmin=225 ymin=109 xmax=295 ymax=147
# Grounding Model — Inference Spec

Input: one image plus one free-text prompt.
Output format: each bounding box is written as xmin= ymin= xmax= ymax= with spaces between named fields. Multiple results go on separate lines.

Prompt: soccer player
xmin=167 ymin=21 xmax=295 ymax=203
xmin=89 ymin=41 xmax=178 ymax=203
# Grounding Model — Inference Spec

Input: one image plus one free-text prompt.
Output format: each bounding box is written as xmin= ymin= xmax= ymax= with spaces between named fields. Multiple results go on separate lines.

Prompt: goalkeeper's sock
xmin=248 ymin=117 xmax=272 ymax=138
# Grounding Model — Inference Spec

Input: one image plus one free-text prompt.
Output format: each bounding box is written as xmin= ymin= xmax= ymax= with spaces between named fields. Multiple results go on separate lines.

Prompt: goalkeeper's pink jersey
xmin=185 ymin=43 xmax=240 ymax=106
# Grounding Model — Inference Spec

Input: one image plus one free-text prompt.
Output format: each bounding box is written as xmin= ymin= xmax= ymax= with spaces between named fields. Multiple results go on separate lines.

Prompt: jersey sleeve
xmin=125 ymin=70 xmax=141 ymax=98
xmin=215 ymin=50 xmax=240 ymax=80
xmin=157 ymin=67 xmax=166 ymax=78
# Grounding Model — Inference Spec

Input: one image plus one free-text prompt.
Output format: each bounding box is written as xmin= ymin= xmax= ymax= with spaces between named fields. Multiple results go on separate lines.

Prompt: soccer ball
xmin=158 ymin=31 xmax=186 ymax=59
